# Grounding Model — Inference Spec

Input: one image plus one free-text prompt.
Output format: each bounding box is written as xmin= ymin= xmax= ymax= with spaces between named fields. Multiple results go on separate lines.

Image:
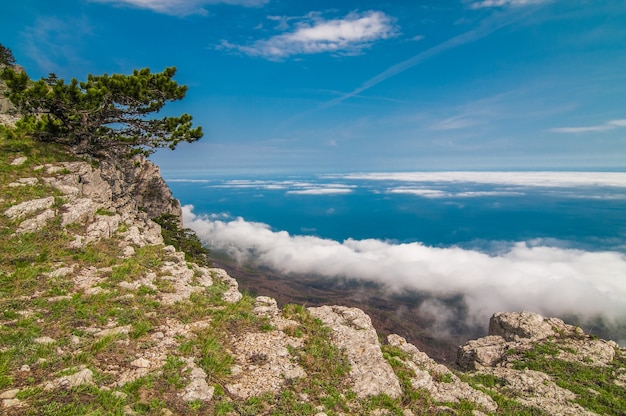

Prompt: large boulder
xmin=308 ymin=305 xmax=403 ymax=399
xmin=489 ymin=311 xmax=557 ymax=342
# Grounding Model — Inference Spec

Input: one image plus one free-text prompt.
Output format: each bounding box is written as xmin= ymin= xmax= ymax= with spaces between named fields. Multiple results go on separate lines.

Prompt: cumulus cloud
xmin=91 ymin=0 xmax=267 ymax=15
xmin=550 ymin=119 xmax=626 ymax=134
xmin=220 ymin=10 xmax=399 ymax=59
xmin=183 ymin=205 xmax=626 ymax=332
xmin=470 ymin=0 xmax=549 ymax=9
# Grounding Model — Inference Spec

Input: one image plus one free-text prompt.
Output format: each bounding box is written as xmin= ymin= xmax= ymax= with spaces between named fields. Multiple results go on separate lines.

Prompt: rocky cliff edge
xmin=0 ymin=134 xmax=625 ymax=415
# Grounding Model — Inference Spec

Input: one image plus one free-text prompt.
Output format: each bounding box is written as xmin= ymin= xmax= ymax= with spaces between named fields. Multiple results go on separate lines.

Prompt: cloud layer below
xmin=183 ymin=205 xmax=626 ymax=334
xmin=338 ymin=171 xmax=626 ymax=188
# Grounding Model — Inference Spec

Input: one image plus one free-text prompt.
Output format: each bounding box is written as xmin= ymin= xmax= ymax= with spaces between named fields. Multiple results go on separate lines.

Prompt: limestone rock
xmin=483 ymin=368 xmax=597 ymax=415
xmin=457 ymin=335 xmax=507 ymax=371
xmin=0 ymin=389 xmax=20 ymax=399
xmin=308 ymin=305 xmax=402 ymax=399
xmin=15 ymin=209 xmax=56 ymax=234
xmin=489 ymin=311 xmax=558 ymax=342
xmin=130 ymin=358 xmax=151 ymax=369
xmin=181 ymin=358 xmax=214 ymax=402
xmin=70 ymin=213 xmax=121 ymax=248
xmin=95 ymin=325 xmax=132 ymax=338
xmin=48 ymin=265 xmax=76 ymax=278
xmin=159 ymin=255 xmax=212 ymax=304
xmin=34 ymin=336 xmax=56 ymax=345
xmin=557 ymin=338 xmax=617 ymax=366
xmin=253 ymin=296 xmax=279 ymax=317
xmin=4 ymin=196 xmax=55 ymax=220
xmin=210 ymin=268 xmax=242 ymax=303
xmin=10 ymin=156 xmax=28 ymax=166
xmin=389 ymin=334 xmax=497 ymax=412
xmin=226 ymin=330 xmax=305 ymax=399
xmin=43 ymin=367 xmax=94 ymax=391
xmin=73 ymin=267 xmax=106 ymax=294
xmin=8 ymin=177 xmax=38 ymax=187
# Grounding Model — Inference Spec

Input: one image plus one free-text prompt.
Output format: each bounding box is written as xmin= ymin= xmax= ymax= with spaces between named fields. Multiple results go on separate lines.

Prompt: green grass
xmin=511 ymin=342 xmax=626 ymax=414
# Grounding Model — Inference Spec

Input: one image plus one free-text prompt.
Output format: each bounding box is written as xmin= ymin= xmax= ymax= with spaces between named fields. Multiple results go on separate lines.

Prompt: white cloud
xmin=210 ymin=179 xmax=357 ymax=194
xmin=388 ymin=188 xmax=448 ymax=198
xmin=310 ymin=7 xmax=536 ymax=112
xmin=550 ymin=118 xmax=626 ymax=134
xmin=286 ymin=187 xmax=353 ymax=195
xmin=338 ymin=171 xmax=626 ymax=188
xmin=167 ymin=179 xmax=212 ymax=183
xmin=470 ymin=0 xmax=548 ymax=9
xmin=220 ymin=11 xmax=399 ymax=59
xmin=609 ymin=119 xmax=626 ymax=127
xmin=91 ymin=0 xmax=267 ymax=16
xmin=183 ymin=205 xmax=626 ymax=332
xmin=388 ymin=188 xmax=524 ymax=198
xmin=550 ymin=126 xmax=613 ymax=134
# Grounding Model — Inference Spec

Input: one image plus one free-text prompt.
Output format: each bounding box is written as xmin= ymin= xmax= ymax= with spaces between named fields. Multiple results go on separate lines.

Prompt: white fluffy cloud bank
xmin=220 ymin=11 xmax=398 ymax=59
xmin=183 ymin=205 xmax=626 ymax=332
xmin=91 ymin=0 xmax=267 ymax=15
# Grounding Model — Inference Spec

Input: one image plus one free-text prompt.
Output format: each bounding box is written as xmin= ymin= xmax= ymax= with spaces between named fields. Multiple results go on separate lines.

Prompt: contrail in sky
xmin=316 ymin=5 xmax=543 ymax=112
xmin=275 ymin=4 xmax=546 ymax=131
xmin=318 ymin=9 xmax=530 ymax=109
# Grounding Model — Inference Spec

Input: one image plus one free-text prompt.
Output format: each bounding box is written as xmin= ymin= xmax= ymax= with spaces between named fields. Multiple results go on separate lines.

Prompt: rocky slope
xmin=0 ymin=126 xmax=625 ymax=415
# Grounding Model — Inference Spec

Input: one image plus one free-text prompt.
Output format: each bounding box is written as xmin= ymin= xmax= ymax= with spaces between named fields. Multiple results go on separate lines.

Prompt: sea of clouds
xmin=171 ymin=171 xmax=626 ymax=341
xmin=183 ymin=205 xmax=626 ymax=338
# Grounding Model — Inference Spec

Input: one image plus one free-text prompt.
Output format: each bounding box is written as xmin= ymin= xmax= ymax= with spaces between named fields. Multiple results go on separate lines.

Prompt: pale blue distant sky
xmin=2 ymin=0 xmax=626 ymax=173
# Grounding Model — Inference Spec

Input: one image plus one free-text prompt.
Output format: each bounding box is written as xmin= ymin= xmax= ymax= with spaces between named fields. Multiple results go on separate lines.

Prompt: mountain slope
xmin=0 ymin=127 xmax=624 ymax=415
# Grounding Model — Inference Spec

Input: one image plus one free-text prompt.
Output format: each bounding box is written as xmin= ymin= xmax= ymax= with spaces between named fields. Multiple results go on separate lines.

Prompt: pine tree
xmin=0 ymin=43 xmax=16 ymax=67
xmin=1 ymin=66 xmax=203 ymax=158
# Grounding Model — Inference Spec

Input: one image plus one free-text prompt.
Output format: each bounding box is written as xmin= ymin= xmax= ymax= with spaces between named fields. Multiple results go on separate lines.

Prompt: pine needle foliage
xmin=1 ymin=66 xmax=203 ymax=159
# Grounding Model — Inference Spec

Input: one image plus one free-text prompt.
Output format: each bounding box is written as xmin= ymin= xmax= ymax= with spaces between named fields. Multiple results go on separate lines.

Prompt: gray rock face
xmin=489 ymin=311 xmax=557 ymax=342
xmin=482 ymin=368 xmax=597 ymax=416
xmin=4 ymin=196 xmax=55 ymax=220
xmin=181 ymin=358 xmax=214 ymax=402
xmin=226 ymin=329 xmax=306 ymax=399
xmin=457 ymin=335 xmax=507 ymax=371
xmin=389 ymin=334 xmax=497 ymax=412
xmin=308 ymin=305 xmax=403 ymax=399
xmin=457 ymin=311 xmax=622 ymax=415
xmin=98 ymin=156 xmax=182 ymax=222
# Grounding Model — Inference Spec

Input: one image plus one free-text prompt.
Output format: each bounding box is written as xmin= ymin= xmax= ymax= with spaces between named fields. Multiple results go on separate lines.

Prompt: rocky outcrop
xmin=389 ymin=334 xmax=497 ymax=412
xmin=458 ymin=311 xmax=623 ymax=415
xmin=458 ymin=311 xmax=618 ymax=371
xmin=308 ymin=305 xmax=403 ymax=399
xmin=98 ymin=156 xmax=182 ymax=221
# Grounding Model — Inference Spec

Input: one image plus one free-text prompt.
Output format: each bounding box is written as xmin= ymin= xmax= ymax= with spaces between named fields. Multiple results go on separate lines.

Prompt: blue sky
xmin=2 ymin=0 xmax=626 ymax=173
